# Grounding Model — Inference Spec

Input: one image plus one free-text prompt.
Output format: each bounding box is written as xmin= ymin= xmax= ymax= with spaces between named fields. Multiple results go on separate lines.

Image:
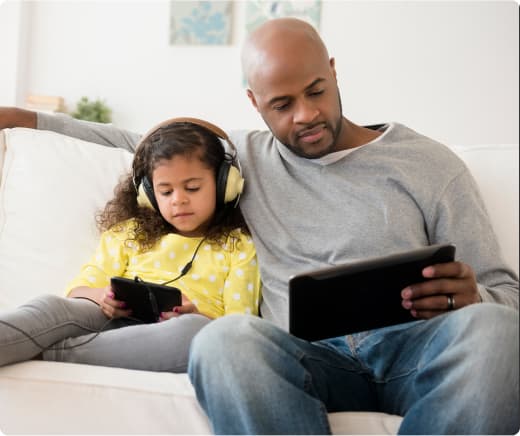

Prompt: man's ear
xmin=246 ymin=89 xmax=259 ymax=111
xmin=330 ymin=57 xmax=337 ymax=80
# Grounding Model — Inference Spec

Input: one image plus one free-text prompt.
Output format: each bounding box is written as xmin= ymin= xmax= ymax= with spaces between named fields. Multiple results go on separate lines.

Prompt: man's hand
xmin=0 ymin=107 xmax=37 ymax=129
xmin=401 ymin=261 xmax=481 ymax=319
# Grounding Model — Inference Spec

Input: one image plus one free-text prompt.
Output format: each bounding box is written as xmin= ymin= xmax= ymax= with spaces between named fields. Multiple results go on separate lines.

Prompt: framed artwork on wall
xmin=170 ymin=1 xmax=233 ymax=45
xmin=245 ymin=0 xmax=321 ymax=34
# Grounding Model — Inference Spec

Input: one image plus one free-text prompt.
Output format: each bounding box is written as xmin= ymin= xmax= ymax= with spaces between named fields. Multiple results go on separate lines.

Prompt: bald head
xmin=241 ymin=18 xmax=330 ymax=90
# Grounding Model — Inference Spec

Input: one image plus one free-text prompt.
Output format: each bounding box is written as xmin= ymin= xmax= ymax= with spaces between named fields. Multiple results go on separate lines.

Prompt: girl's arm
xmin=68 ymin=286 xmax=105 ymax=304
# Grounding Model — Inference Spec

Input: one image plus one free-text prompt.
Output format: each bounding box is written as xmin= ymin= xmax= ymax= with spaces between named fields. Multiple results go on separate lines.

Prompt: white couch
xmin=0 ymin=127 xmax=518 ymax=435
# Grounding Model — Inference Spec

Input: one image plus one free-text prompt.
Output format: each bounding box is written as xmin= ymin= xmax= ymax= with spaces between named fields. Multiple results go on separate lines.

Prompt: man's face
xmin=247 ymin=55 xmax=343 ymax=159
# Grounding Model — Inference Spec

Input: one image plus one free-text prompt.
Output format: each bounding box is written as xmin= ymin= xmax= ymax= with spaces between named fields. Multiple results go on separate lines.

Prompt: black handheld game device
xmin=110 ymin=276 xmax=182 ymax=323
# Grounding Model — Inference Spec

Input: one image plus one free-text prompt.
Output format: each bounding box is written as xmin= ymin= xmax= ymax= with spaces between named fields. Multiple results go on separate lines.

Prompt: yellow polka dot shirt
xmin=66 ymin=220 xmax=261 ymax=319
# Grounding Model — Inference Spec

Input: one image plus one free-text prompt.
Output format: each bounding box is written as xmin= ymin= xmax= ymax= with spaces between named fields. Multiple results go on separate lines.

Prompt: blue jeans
xmin=188 ymin=303 xmax=519 ymax=434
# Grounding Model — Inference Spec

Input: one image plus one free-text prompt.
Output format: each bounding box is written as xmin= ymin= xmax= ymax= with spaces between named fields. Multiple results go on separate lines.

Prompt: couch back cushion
xmin=0 ymin=128 xmax=133 ymax=309
xmin=450 ymin=144 xmax=518 ymax=275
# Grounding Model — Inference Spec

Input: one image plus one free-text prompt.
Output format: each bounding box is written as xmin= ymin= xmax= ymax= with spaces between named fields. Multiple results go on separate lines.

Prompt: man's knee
xmin=190 ymin=314 xmax=260 ymax=359
xmin=453 ymin=302 xmax=518 ymax=342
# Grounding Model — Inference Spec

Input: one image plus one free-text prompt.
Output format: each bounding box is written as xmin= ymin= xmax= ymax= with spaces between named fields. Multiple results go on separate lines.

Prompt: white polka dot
xmin=161 ymin=240 xmax=167 ymax=248
xmin=250 ymin=259 xmax=257 ymax=266
xmin=108 ymin=248 xmax=117 ymax=257
xmin=192 ymin=299 xmax=199 ymax=305
xmin=218 ymin=288 xmax=224 ymax=295
xmin=233 ymin=293 xmax=241 ymax=301
xmin=113 ymin=262 xmax=120 ymax=270
xmin=245 ymin=307 xmax=252 ymax=314
xmin=216 ymin=253 xmax=225 ymax=260
xmin=106 ymin=236 xmax=112 ymax=243
xmin=235 ymin=268 xmax=244 ymax=277
xmin=87 ymin=275 xmax=96 ymax=283
xmin=169 ymin=251 xmax=176 ymax=259
xmin=183 ymin=243 xmax=190 ymax=250
xmin=209 ymin=274 xmax=216 ymax=282
xmin=131 ymin=258 xmax=138 ymax=265
xmin=203 ymin=289 xmax=209 ymax=295
xmin=192 ymin=274 xmax=200 ymax=280
xmin=95 ymin=254 xmax=103 ymax=262
xmin=224 ymin=280 xmax=231 ymax=288
xmin=247 ymin=283 xmax=253 ymax=292
xmin=238 ymin=252 xmax=246 ymax=260
xmin=154 ymin=261 xmax=161 ymax=268
xmin=222 ymin=266 xmax=230 ymax=272
xmin=204 ymin=244 xmax=211 ymax=251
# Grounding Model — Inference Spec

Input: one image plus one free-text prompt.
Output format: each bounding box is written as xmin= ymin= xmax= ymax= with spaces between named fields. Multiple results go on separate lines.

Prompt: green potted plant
xmin=71 ymin=97 xmax=112 ymax=123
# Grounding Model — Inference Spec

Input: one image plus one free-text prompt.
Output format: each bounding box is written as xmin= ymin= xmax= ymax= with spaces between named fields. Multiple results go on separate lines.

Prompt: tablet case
xmin=110 ymin=277 xmax=182 ymax=323
xmin=289 ymin=244 xmax=456 ymax=341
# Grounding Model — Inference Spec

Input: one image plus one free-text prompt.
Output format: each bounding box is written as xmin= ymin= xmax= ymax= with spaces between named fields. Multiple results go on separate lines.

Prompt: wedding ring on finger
xmin=447 ymin=294 xmax=455 ymax=311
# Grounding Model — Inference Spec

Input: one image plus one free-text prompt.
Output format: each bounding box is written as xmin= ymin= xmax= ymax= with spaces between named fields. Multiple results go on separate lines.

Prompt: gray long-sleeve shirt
xmin=38 ymin=113 xmax=519 ymax=329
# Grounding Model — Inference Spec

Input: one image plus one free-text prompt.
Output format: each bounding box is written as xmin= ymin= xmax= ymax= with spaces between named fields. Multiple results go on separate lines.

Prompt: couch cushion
xmin=0 ymin=360 xmax=403 ymax=435
xmin=0 ymin=130 xmax=5 ymax=183
xmin=0 ymin=128 xmax=133 ymax=309
xmin=0 ymin=360 xmax=211 ymax=434
xmin=451 ymin=144 xmax=519 ymax=274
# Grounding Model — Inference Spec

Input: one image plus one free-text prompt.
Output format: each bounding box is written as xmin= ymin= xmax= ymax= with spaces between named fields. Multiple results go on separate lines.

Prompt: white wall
xmin=0 ymin=0 xmax=518 ymax=146
xmin=0 ymin=0 xmax=30 ymax=106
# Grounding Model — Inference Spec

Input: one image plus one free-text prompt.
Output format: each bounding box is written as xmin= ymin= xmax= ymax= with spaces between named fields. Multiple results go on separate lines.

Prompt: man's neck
xmin=339 ymin=118 xmax=383 ymax=150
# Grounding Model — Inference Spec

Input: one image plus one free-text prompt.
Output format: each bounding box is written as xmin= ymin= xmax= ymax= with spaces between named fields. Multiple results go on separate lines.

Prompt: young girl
xmin=0 ymin=117 xmax=261 ymax=372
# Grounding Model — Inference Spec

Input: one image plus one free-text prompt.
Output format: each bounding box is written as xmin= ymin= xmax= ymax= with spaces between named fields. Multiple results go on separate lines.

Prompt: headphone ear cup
xmin=217 ymin=162 xmax=244 ymax=206
xmin=136 ymin=176 xmax=159 ymax=211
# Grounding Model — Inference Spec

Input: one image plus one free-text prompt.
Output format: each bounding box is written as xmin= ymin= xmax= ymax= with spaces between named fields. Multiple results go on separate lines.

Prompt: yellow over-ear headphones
xmin=133 ymin=117 xmax=244 ymax=212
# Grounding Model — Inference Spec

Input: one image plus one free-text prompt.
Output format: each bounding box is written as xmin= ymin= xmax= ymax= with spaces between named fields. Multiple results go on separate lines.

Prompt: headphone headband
xmin=136 ymin=117 xmax=237 ymax=156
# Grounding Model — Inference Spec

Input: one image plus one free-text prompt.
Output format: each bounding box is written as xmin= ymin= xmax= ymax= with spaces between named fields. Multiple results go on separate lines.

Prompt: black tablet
xmin=289 ymin=244 xmax=456 ymax=341
xmin=110 ymin=276 xmax=182 ymax=323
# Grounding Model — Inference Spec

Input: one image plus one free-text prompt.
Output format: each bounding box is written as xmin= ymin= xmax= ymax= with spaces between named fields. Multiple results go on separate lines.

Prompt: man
xmin=1 ymin=17 xmax=518 ymax=435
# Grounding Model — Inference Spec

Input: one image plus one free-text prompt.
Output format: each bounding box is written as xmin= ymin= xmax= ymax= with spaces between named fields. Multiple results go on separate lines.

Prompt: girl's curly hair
xmin=96 ymin=121 xmax=249 ymax=252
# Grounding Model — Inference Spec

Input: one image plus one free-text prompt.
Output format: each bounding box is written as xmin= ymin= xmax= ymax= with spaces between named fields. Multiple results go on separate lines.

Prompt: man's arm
xmin=0 ymin=106 xmax=141 ymax=152
xmin=0 ymin=107 xmax=37 ymax=129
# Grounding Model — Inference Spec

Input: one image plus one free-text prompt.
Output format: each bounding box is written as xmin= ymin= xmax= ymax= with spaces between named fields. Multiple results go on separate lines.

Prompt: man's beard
xmin=284 ymin=93 xmax=344 ymax=159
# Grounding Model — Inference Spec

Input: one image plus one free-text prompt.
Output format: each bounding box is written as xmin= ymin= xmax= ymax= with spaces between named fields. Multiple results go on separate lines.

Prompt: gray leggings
xmin=0 ymin=294 xmax=211 ymax=372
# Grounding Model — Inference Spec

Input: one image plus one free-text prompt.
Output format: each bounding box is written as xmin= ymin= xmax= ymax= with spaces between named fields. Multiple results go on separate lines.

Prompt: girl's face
xmin=152 ymin=154 xmax=217 ymax=237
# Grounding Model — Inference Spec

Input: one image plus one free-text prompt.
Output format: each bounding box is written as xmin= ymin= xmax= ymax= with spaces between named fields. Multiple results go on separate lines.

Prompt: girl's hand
xmin=100 ymin=285 xmax=133 ymax=319
xmin=401 ymin=261 xmax=481 ymax=319
xmin=159 ymin=294 xmax=211 ymax=320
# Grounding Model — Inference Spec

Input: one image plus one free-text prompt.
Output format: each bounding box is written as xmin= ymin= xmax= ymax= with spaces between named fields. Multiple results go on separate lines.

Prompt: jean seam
xmin=373 ymin=367 xmax=418 ymax=384
xmin=302 ymin=361 xmax=333 ymax=434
